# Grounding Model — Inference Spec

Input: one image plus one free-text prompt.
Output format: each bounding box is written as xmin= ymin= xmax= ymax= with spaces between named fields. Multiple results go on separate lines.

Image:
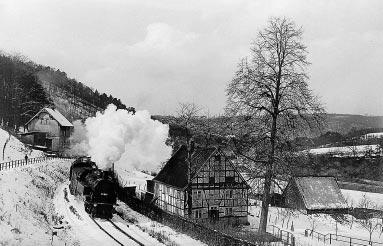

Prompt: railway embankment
xmin=0 ymin=159 xmax=78 ymax=245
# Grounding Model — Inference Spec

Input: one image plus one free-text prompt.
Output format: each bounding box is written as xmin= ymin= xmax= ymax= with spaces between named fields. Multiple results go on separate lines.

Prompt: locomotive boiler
xmin=69 ymin=157 xmax=117 ymax=218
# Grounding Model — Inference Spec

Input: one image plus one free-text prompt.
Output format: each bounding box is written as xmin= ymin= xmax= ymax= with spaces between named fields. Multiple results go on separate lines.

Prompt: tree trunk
xmin=187 ymin=132 xmax=193 ymax=219
xmin=259 ymin=114 xmax=277 ymax=233
xmin=2 ymin=131 xmax=11 ymax=160
xmin=259 ymin=167 xmax=272 ymax=232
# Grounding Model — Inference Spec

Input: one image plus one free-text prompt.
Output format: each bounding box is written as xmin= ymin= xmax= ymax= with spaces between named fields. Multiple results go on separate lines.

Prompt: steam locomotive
xmin=69 ymin=157 xmax=117 ymax=218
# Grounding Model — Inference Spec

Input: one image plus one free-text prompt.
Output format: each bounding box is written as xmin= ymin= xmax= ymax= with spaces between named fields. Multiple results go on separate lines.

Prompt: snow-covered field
xmin=341 ymin=189 xmax=383 ymax=209
xmin=308 ymin=145 xmax=381 ymax=157
xmin=248 ymin=198 xmax=383 ymax=246
xmin=361 ymin=132 xmax=383 ymax=140
xmin=0 ymin=128 xmax=44 ymax=161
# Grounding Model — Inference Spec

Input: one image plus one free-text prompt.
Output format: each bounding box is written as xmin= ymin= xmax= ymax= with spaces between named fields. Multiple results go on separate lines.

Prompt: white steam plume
xmin=66 ymin=120 xmax=89 ymax=156
xmin=67 ymin=104 xmax=172 ymax=171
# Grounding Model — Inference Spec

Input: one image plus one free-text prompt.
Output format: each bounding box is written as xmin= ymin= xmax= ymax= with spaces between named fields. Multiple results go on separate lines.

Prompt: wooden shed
xmin=283 ymin=176 xmax=349 ymax=214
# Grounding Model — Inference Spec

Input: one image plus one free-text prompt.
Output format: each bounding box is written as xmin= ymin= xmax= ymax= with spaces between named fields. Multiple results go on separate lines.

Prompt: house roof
xmin=292 ymin=176 xmax=348 ymax=210
xmin=153 ymin=145 xmax=217 ymax=189
xmin=25 ymin=108 xmax=73 ymax=127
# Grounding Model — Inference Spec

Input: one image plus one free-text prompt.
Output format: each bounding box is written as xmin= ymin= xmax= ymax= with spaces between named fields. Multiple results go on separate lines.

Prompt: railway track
xmin=108 ymin=219 xmax=145 ymax=246
xmin=90 ymin=217 xmax=145 ymax=246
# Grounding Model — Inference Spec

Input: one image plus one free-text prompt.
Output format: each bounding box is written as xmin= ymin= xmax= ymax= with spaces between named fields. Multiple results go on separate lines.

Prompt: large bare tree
xmin=226 ymin=17 xmax=324 ymax=233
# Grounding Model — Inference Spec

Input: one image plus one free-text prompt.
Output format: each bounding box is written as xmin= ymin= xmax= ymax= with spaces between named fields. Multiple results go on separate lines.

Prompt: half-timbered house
xmin=152 ymin=145 xmax=249 ymax=224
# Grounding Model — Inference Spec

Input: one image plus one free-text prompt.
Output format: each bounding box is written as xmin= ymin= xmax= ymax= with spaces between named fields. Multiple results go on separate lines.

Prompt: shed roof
xmin=153 ymin=145 xmax=217 ymax=189
xmin=25 ymin=108 xmax=73 ymax=127
xmin=292 ymin=176 xmax=348 ymax=210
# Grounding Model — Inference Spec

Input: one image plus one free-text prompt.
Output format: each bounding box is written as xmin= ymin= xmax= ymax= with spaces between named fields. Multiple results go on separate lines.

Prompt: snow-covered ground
xmin=341 ymin=189 xmax=383 ymax=209
xmin=54 ymin=183 xmax=164 ymax=246
xmin=0 ymin=128 xmax=44 ymax=161
xmin=361 ymin=132 xmax=383 ymax=140
xmin=0 ymin=159 xmax=77 ymax=245
xmin=115 ymin=201 xmax=206 ymax=246
xmin=248 ymin=198 xmax=383 ymax=246
xmin=308 ymin=145 xmax=381 ymax=157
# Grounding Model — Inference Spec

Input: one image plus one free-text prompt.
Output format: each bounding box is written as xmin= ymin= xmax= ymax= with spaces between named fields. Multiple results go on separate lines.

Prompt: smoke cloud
xmin=68 ymin=104 xmax=172 ymax=172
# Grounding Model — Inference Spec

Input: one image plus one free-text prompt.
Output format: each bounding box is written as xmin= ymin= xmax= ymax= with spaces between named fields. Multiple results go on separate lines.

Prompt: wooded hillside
xmin=0 ymin=53 xmax=129 ymax=129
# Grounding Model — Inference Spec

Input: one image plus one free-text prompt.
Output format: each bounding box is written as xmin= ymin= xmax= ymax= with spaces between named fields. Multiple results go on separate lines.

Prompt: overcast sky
xmin=0 ymin=0 xmax=382 ymax=115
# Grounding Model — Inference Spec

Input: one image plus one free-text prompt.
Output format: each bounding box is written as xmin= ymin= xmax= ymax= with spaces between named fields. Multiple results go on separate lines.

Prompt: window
xmin=225 ymin=176 xmax=235 ymax=183
xmin=195 ymin=209 xmax=202 ymax=219
xmin=197 ymin=190 xmax=202 ymax=199
xmin=225 ymin=208 xmax=233 ymax=215
xmin=209 ymin=177 xmax=215 ymax=184
xmin=214 ymin=155 xmax=221 ymax=163
xmin=227 ymin=190 xmax=233 ymax=198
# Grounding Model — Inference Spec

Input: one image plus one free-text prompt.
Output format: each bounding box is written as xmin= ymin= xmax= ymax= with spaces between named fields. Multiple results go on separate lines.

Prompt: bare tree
xmin=175 ymin=102 xmax=201 ymax=144
xmin=226 ymin=17 xmax=324 ymax=233
xmin=357 ymin=194 xmax=382 ymax=243
xmin=308 ymin=214 xmax=318 ymax=236
xmin=175 ymin=102 xmax=201 ymax=219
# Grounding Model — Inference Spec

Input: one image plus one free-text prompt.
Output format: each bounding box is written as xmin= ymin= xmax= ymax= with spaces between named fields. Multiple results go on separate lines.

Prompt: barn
xmin=283 ymin=176 xmax=349 ymax=214
xmin=152 ymin=145 xmax=250 ymax=224
xmin=22 ymin=107 xmax=73 ymax=152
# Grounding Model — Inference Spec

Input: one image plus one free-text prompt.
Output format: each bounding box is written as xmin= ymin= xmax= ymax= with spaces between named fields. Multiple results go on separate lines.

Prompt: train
xmin=69 ymin=156 xmax=117 ymax=218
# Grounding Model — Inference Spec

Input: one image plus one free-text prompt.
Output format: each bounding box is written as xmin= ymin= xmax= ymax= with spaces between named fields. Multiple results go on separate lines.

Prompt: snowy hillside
xmin=0 ymin=159 xmax=77 ymax=245
xmin=0 ymin=128 xmax=44 ymax=161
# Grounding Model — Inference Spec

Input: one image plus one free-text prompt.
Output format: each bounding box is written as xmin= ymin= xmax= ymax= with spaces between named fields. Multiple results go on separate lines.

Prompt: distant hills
xmin=326 ymin=114 xmax=383 ymax=134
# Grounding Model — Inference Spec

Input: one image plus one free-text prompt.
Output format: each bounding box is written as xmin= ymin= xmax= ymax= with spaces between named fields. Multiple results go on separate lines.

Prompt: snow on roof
xmin=293 ymin=177 xmax=348 ymax=210
xmin=25 ymin=108 xmax=73 ymax=127
xmin=44 ymin=108 xmax=73 ymax=127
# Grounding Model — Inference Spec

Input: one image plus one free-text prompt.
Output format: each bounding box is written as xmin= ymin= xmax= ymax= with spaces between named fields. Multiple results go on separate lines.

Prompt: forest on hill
xmin=0 ymin=53 xmax=129 ymax=130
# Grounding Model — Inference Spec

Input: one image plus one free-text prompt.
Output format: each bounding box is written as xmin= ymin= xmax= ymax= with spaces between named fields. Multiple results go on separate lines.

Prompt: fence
xmin=304 ymin=229 xmax=383 ymax=246
xmin=0 ymin=156 xmax=73 ymax=171
xmin=269 ymin=225 xmax=296 ymax=246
